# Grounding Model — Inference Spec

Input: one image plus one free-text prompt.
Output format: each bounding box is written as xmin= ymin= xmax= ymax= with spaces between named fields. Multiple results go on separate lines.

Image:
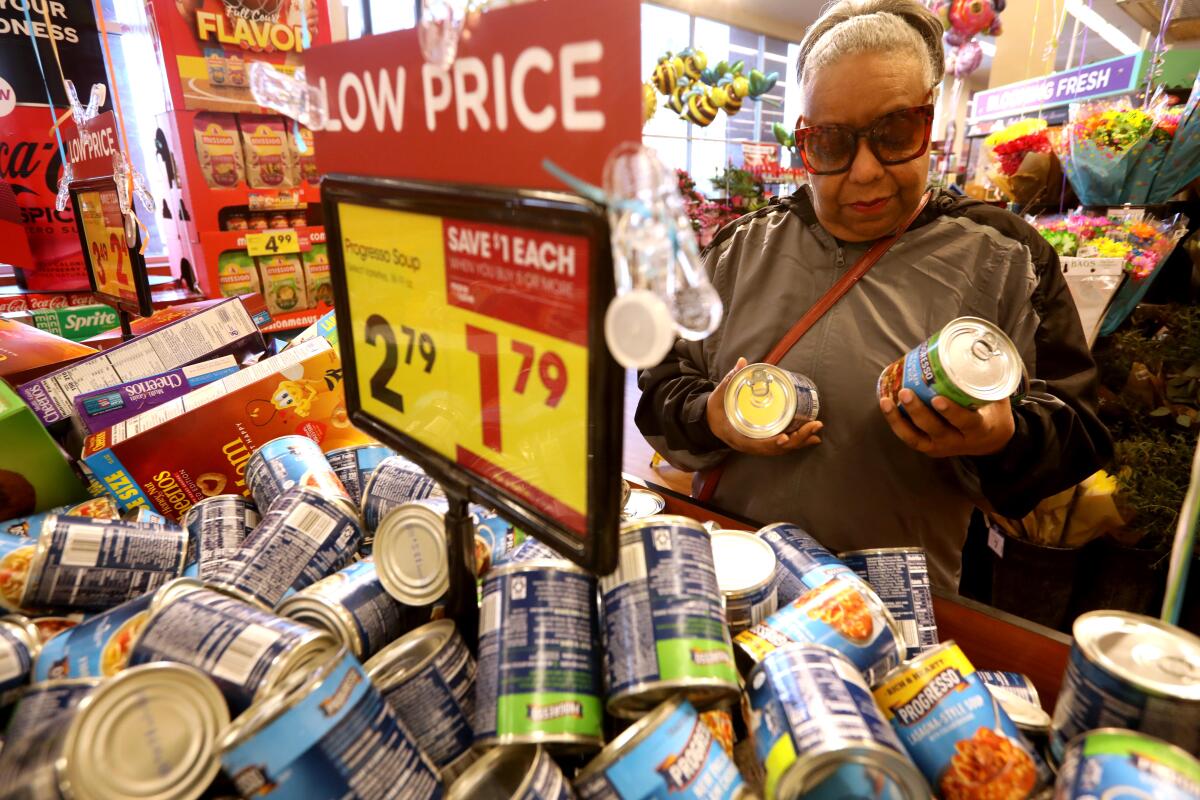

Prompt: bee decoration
xmin=682 ymin=87 xmax=718 ymax=127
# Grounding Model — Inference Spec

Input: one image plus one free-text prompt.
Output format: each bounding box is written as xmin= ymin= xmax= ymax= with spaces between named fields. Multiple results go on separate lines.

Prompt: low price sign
xmin=334 ymin=194 xmax=600 ymax=538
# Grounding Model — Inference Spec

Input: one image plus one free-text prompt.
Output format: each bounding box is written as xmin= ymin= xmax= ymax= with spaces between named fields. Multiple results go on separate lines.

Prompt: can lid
xmin=1074 ymin=611 xmax=1200 ymax=700
xmin=446 ymin=745 xmax=543 ymax=800
xmin=275 ymin=595 xmax=360 ymax=658
xmin=365 ymin=619 xmax=456 ymax=691
xmin=374 ymin=503 xmax=450 ymax=606
xmin=993 ymin=691 xmax=1052 ymax=732
xmin=621 ymin=487 xmax=666 ymax=520
xmin=724 ymin=363 xmax=797 ymax=439
xmin=147 ymin=577 xmax=207 ymax=616
xmin=259 ymin=631 xmax=340 ymax=701
xmin=777 ymin=743 xmax=930 ymax=800
xmin=710 ymin=531 xmax=776 ymax=596
xmin=576 ymin=696 xmax=688 ymax=782
xmin=61 ymin=661 xmax=229 ymax=800
xmin=937 ymin=317 xmax=1022 ymax=402
xmin=603 ymin=289 xmax=676 ymax=369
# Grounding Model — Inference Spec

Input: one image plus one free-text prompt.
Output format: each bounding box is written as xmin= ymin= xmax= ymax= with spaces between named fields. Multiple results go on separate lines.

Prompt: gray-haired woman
xmin=636 ymin=0 xmax=1111 ymax=589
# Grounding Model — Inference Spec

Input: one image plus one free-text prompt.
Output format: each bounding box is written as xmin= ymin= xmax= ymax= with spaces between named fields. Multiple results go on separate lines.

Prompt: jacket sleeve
xmin=966 ymin=219 xmax=1114 ymax=518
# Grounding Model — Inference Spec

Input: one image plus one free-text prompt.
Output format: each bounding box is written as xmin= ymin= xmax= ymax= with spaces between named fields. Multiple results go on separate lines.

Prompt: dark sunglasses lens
xmin=872 ymin=109 xmax=928 ymax=162
xmin=803 ymin=128 xmax=855 ymax=173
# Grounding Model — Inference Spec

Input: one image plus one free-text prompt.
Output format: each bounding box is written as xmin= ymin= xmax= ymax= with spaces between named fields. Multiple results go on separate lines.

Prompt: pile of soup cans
xmin=0 ymin=434 xmax=1196 ymax=800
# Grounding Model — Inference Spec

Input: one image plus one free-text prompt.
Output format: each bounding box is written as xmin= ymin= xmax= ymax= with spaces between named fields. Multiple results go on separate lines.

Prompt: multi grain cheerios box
xmin=80 ymin=337 xmax=373 ymax=522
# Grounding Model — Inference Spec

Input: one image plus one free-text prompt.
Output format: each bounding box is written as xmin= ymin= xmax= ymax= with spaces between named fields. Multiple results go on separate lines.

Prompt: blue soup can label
xmin=183 ymin=495 xmax=260 ymax=581
xmin=473 ymin=506 xmax=525 ymax=572
xmin=475 ymin=562 xmax=602 ymax=747
xmin=601 ymin=518 xmax=738 ymax=717
xmin=840 ymin=548 xmax=939 ymax=660
xmin=736 ymin=577 xmax=903 ymax=686
xmin=4 ymin=678 xmax=99 ymax=741
xmin=280 ymin=559 xmax=408 ymax=661
xmin=0 ymin=621 xmax=35 ymax=696
xmin=326 ymin=444 xmax=395 ymax=507
xmin=211 ymin=488 xmax=362 ymax=609
xmin=873 ymin=642 xmax=1050 ymax=800
xmin=757 ymin=523 xmax=855 ymax=605
xmin=23 ymin=516 xmax=188 ymax=611
xmin=1054 ymin=729 xmax=1200 ymax=800
xmin=977 ymin=671 xmax=1041 ymax=708
xmin=128 ymin=585 xmax=327 ymax=714
xmin=361 ymin=456 xmax=443 ymax=532
xmin=221 ymin=650 xmax=443 ymax=800
xmin=574 ymin=699 xmax=745 ymax=800
xmin=33 ymin=592 xmax=152 ymax=680
xmin=244 ymin=435 xmax=353 ymax=514
xmin=0 ymin=533 xmax=37 ymax=612
xmin=747 ymin=644 xmax=923 ymax=800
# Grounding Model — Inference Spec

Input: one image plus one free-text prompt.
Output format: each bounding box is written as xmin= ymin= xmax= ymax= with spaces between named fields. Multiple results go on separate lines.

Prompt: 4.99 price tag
xmin=339 ymin=205 xmax=591 ymax=533
xmin=246 ymin=229 xmax=300 ymax=257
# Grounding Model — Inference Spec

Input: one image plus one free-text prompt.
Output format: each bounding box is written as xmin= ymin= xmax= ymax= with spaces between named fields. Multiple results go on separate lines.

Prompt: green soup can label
xmin=474 ymin=562 xmax=602 ymax=750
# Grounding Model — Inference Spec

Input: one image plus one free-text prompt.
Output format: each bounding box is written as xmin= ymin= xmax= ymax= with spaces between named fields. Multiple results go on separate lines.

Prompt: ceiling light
xmin=1064 ymin=0 xmax=1141 ymax=54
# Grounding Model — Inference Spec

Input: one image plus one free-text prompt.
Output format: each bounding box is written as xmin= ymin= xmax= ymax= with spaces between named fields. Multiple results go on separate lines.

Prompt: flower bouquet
xmin=1060 ymin=98 xmax=1159 ymax=205
xmin=984 ymin=119 xmax=1058 ymax=205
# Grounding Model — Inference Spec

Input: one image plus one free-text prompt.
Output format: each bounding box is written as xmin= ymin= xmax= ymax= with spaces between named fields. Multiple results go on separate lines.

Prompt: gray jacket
xmin=636 ymin=188 xmax=1111 ymax=589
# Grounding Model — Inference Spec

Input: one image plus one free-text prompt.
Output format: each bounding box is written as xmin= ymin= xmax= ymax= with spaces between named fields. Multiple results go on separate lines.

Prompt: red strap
xmin=695 ymin=190 xmax=934 ymax=503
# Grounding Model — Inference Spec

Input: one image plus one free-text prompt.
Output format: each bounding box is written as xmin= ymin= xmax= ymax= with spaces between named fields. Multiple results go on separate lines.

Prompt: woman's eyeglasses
xmin=793 ymin=104 xmax=935 ymax=175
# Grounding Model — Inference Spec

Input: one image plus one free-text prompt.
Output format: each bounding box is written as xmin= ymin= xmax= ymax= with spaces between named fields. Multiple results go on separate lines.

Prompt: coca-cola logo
xmin=0 ymin=299 xmax=26 ymax=313
xmin=29 ymin=296 xmax=69 ymax=310
xmin=0 ymin=139 xmax=63 ymax=195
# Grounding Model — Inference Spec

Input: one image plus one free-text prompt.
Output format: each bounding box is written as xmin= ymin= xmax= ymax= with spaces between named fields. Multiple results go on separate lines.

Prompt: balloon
xmin=652 ymin=58 xmax=677 ymax=95
xmin=926 ymin=0 xmax=952 ymax=29
xmin=943 ymin=27 xmax=971 ymax=48
xmin=772 ymin=122 xmax=795 ymax=148
xmin=643 ymin=82 xmax=657 ymax=123
xmin=949 ymin=0 xmax=995 ymax=38
xmin=667 ymin=81 xmax=688 ymax=114
xmin=947 ymin=39 xmax=983 ymax=78
xmin=682 ymin=88 xmax=718 ymax=126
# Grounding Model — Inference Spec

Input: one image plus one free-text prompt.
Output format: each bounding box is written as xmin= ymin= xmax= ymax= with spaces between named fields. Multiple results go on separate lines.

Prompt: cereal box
xmin=239 ymin=114 xmax=294 ymax=189
xmin=217 ymin=251 xmax=262 ymax=298
xmin=285 ymin=309 xmax=337 ymax=351
xmin=0 ymin=319 xmax=97 ymax=386
xmin=301 ymin=244 xmax=332 ymax=308
xmin=287 ymin=120 xmax=319 ymax=184
xmin=18 ymin=296 xmax=266 ymax=428
xmin=258 ymin=254 xmax=307 ymax=315
xmin=193 ymin=112 xmax=245 ymax=189
xmin=80 ymin=338 xmax=372 ymax=521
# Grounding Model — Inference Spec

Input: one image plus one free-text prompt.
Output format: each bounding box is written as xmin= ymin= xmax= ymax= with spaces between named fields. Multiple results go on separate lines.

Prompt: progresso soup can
xmin=473 ymin=506 xmax=525 ymax=573
xmin=735 ymin=576 xmax=903 ymax=685
xmin=746 ymin=643 xmax=928 ymax=800
xmin=0 ymin=615 xmax=39 ymax=701
xmin=325 ymin=444 xmax=394 ymax=506
xmin=127 ymin=578 xmax=338 ymax=714
xmin=220 ymin=648 xmax=443 ymax=800
xmin=977 ymin=671 xmax=1052 ymax=738
xmin=710 ymin=530 xmax=778 ymax=635
xmin=361 ymin=455 xmax=443 ymax=533
xmin=32 ymin=593 xmax=151 ymax=680
xmin=475 ymin=561 xmax=603 ymax=752
xmin=1050 ymin=611 xmax=1200 ymax=761
xmin=0 ymin=662 xmax=229 ymax=800
xmin=756 ymin=523 xmax=856 ymax=605
xmin=725 ymin=363 xmax=820 ymax=439
xmin=4 ymin=677 xmax=100 ymax=741
xmin=447 ymin=745 xmax=576 ymax=800
xmin=839 ymin=547 xmax=939 ymax=660
xmin=1053 ymin=729 xmax=1200 ymax=800
xmin=365 ymin=619 xmax=477 ymax=780
xmin=0 ymin=533 xmax=36 ymax=612
xmin=601 ymin=516 xmax=739 ymax=718
xmin=574 ymin=697 xmax=748 ymax=800
xmin=877 ymin=316 xmax=1023 ymax=410
xmin=621 ymin=486 xmax=665 ymax=521
xmin=210 ymin=486 xmax=363 ymax=609
xmin=374 ymin=498 xmax=454 ymax=607
xmin=276 ymin=558 xmax=409 ymax=661
xmin=21 ymin=516 xmax=188 ymax=612
xmin=244 ymin=435 xmax=354 ymax=515
xmin=182 ymin=495 xmax=259 ymax=581
xmin=873 ymin=641 xmax=1051 ymax=800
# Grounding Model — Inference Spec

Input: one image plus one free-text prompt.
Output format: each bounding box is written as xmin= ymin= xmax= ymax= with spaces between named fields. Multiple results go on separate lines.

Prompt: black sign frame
xmin=321 ymin=175 xmax=622 ymax=575
xmin=69 ymin=176 xmax=153 ymax=317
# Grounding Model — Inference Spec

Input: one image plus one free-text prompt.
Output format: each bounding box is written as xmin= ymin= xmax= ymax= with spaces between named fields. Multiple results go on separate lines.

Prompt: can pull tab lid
xmin=971 ymin=334 xmax=1002 ymax=362
xmin=748 ymin=368 xmax=775 ymax=408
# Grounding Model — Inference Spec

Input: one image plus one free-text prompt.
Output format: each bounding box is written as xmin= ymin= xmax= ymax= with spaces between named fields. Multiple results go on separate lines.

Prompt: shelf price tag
xmin=71 ymin=178 xmax=152 ymax=317
xmin=246 ymin=229 xmax=300 ymax=257
xmin=326 ymin=181 xmax=620 ymax=572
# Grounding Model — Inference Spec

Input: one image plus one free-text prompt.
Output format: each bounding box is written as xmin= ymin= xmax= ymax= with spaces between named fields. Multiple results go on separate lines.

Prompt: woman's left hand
xmin=879 ymin=389 xmax=1015 ymax=458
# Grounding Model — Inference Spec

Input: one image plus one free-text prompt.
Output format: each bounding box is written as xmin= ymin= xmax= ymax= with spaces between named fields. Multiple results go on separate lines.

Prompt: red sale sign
xmin=304 ymin=0 xmax=641 ymax=189
xmin=63 ymin=111 xmax=121 ymax=181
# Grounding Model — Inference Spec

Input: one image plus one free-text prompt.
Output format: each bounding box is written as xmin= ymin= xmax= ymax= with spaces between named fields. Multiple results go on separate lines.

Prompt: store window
xmin=640 ymin=3 xmax=801 ymax=191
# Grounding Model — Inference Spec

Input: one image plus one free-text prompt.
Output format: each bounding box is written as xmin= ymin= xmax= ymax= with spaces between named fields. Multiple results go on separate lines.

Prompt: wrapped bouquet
xmin=984 ymin=119 xmax=1057 ymax=205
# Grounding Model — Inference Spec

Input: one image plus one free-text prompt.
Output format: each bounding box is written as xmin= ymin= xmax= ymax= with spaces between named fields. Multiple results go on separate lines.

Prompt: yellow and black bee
xmin=652 ymin=59 xmax=677 ymax=95
xmin=682 ymin=49 xmax=707 ymax=81
xmin=683 ymin=88 xmax=718 ymax=127
xmin=722 ymin=91 xmax=742 ymax=116
xmin=667 ymin=80 xmax=689 ymax=114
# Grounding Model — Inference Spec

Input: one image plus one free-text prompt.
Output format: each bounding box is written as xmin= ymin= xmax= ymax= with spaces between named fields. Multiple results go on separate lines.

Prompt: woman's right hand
xmin=705 ymin=357 xmax=824 ymax=456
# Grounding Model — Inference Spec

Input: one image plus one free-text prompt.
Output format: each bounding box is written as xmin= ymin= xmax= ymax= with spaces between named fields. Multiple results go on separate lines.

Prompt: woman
xmin=635 ymin=0 xmax=1111 ymax=590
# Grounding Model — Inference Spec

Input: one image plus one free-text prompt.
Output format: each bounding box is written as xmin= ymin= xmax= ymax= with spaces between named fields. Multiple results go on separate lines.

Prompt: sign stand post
xmin=443 ymin=496 xmax=481 ymax=650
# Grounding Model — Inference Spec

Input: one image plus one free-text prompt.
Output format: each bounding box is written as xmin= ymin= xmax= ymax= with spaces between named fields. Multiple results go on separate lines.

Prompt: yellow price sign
xmin=74 ymin=181 xmax=152 ymax=316
xmin=246 ymin=229 xmax=300 ymax=257
xmin=326 ymin=182 xmax=621 ymax=569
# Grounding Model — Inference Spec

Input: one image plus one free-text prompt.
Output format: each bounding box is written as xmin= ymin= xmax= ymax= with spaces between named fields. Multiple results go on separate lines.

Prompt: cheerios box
xmin=80 ymin=337 xmax=372 ymax=522
xmin=0 ymin=380 xmax=88 ymax=520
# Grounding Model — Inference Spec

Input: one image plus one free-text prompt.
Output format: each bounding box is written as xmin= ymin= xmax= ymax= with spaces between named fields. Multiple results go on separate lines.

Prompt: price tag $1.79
xmin=246 ymin=230 xmax=300 ymax=257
